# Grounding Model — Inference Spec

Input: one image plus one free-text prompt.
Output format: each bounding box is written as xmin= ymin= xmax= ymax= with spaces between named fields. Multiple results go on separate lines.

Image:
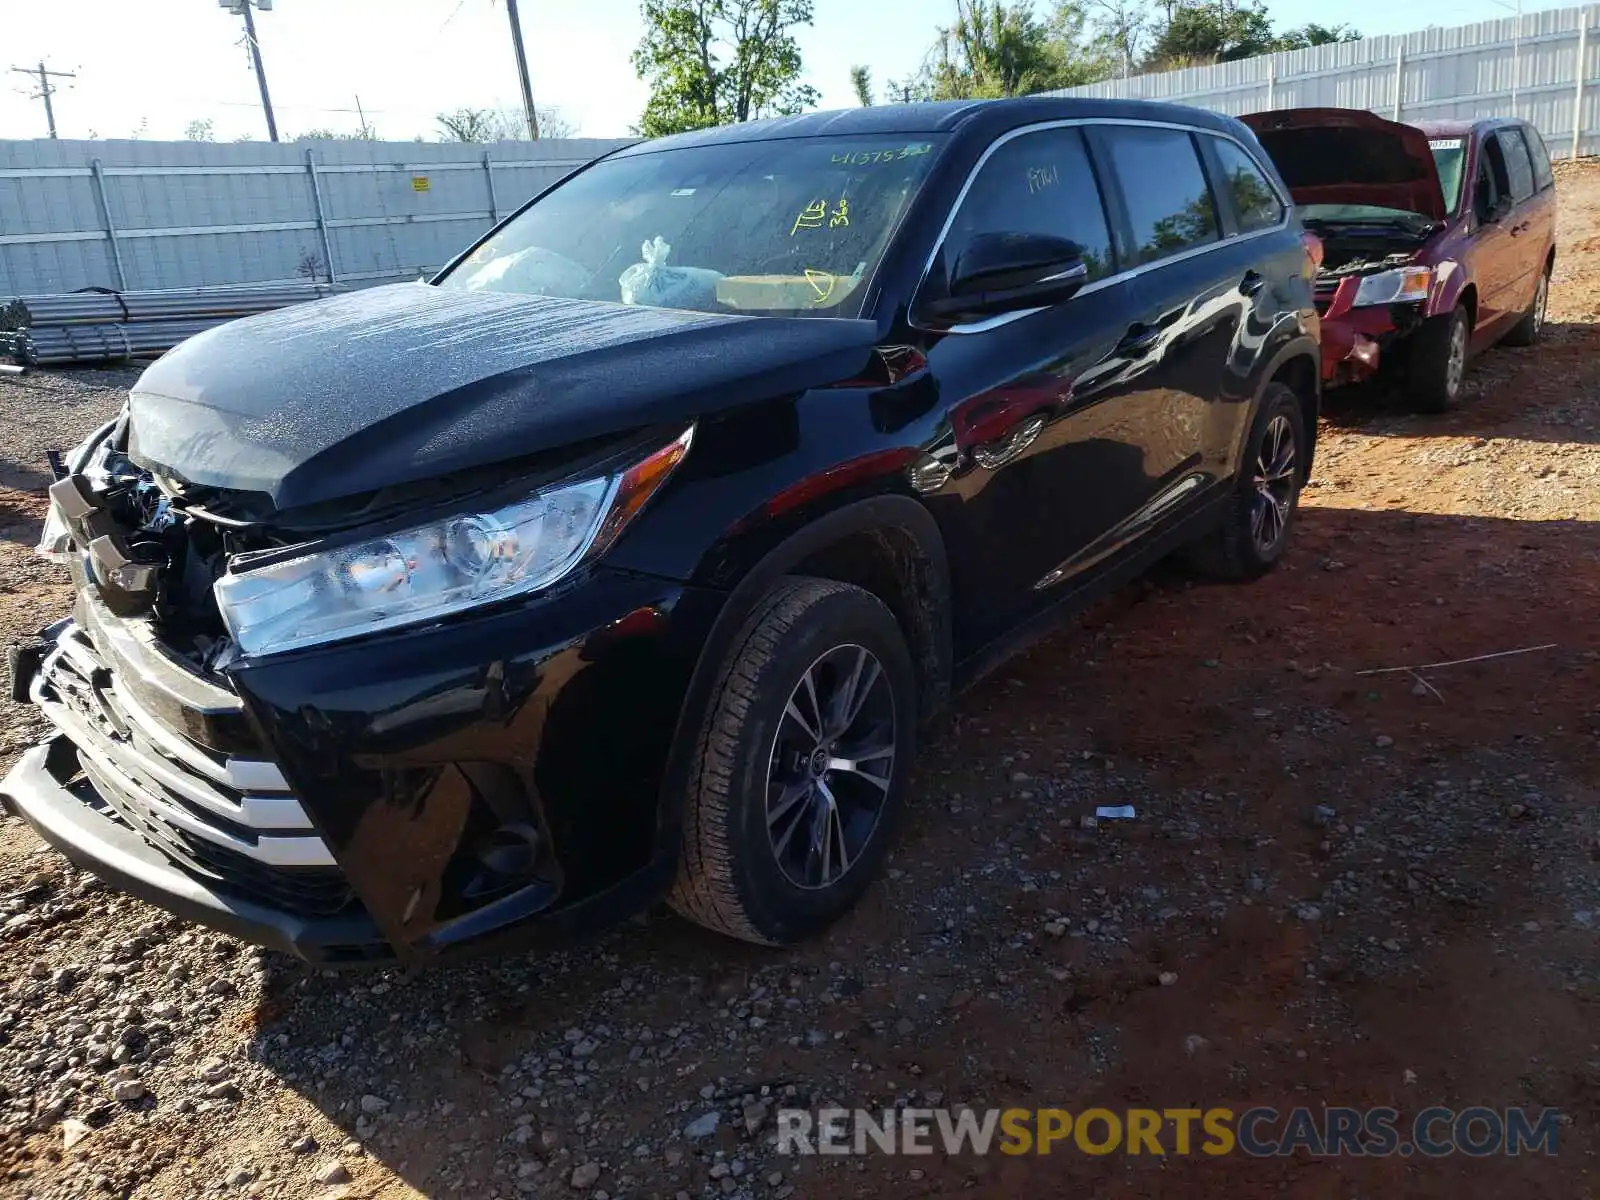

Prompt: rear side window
xmin=1498 ymin=128 xmax=1536 ymax=203
xmin=1210 ymin=137 xmax=1285 ymax=232
xmin=1520 ymin=124 xmax=1555 ymax=191
xmin=943 ymin=127 xmax=1116 ymax=282
xmin=1099 ymin=126 xmax=1219 ymax=264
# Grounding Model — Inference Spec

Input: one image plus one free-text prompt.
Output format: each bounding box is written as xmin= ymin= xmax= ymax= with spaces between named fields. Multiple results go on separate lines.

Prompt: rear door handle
xmin=1115 ymin=323 xmax=1161 ymax=356
xmin=1511 ymin=222 xmax=1530 ymax=236
xmin=1239 ymin=270 xmax=1266 ymax=296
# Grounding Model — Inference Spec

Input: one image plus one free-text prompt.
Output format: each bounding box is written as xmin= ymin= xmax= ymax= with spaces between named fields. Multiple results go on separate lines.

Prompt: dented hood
xmin=127 ymin=283 xmax=878 ymax=511
xmin=1241 ymin=107 xmax=1447 ymax=222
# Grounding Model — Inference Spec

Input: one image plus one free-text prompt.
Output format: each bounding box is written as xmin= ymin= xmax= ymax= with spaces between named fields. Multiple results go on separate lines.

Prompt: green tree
xmin=183 ymin=118 xmax=215 ymax=142
xmin=632 ymin=0 xmax=820 ymax=138
xmin=918 ymin=1 xmax=1114 ymax=101
xmin=1145 ymin=1 xmax=1277 ymax=67
xmin=850 ymin=64 xmax=873 ymax=106
xmin=1276 ymin=22 xmax=1361 ymax=50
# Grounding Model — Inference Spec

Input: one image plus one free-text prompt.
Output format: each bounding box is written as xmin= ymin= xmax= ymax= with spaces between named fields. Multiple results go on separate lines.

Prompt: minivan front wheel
xmin=671 ymin=577 xmax=916 ymax=946
xmin=1406 ymin=303 xmax=1471 ymax=412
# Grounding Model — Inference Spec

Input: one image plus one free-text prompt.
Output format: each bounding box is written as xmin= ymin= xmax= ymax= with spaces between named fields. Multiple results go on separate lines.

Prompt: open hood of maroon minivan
xmin=1241 ymin=107 xmax=1447 ymax=222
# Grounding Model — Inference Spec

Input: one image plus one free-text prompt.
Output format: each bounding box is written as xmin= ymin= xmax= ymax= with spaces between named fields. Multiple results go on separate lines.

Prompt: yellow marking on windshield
xmin=792 ymin=199 xmax=828 ymax=235
xmin=804 ymin=269 xmax=836 ymax=303
xmin=830 ymin=143 xmax=933 ymax=165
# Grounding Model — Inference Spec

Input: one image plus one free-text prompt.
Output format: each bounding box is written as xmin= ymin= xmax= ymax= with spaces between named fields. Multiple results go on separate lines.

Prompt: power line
xmin=9 ymin=61 xmax=76 ymax=139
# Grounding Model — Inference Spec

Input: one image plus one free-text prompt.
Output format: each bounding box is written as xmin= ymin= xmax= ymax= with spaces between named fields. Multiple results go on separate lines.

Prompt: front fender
xmin=1426 ymin=259 xmax=1473 ymax=320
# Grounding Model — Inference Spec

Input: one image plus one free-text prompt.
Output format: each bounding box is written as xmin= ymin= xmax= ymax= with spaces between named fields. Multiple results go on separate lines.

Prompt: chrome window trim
xmin=912 ymin=117 xmax=1292 ymax=336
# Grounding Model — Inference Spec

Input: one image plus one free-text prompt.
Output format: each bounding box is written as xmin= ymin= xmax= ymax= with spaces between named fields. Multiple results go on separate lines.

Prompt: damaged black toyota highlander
xmin=2 ymin=99 xmax=1319 ymax=965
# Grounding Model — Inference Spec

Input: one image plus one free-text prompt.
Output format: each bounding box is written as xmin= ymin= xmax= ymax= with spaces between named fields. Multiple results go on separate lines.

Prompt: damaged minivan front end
xmin=1243 ymin=108 xmax=1463 ymax=388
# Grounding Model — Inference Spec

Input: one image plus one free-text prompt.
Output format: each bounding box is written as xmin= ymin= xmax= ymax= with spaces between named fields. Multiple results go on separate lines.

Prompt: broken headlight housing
xmin=214 ymin=427 xmax=693 ymax=658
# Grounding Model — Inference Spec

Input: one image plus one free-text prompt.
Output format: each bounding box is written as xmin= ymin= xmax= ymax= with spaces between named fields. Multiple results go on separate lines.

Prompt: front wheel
xmin=670 ymin=577 xmax=916 ymax=946
xmin=1186 ymin=382 xmax=1306 ymax=581
xmin=1405 ymin=303 xmax=1471 ymax=412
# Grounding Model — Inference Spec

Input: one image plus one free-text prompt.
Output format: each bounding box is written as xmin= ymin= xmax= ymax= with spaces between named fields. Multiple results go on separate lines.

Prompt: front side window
xmin=940 ymin=126 xmax=1116 ymax=284
xmin=1499 ymin=129 xmax=1537 ymax=204
xmin=437 ymin=136 xmax=944 ymax=317
xmin=1100 ymin=126 xmax=1219 ymax=264
xmin=1211 ymin=137 xmax=1285 ymax=232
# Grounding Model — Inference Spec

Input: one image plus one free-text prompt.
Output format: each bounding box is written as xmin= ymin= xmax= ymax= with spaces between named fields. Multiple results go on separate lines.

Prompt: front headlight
xmin=215 ymin=427 xmax=692 ymax=658
xmin=1352 ymin=266 xmax=1432 ymax=307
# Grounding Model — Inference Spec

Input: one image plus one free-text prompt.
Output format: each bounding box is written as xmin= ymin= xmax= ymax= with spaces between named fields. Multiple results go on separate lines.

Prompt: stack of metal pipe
xmin=0 ymin=282 xmax=338 ymax=367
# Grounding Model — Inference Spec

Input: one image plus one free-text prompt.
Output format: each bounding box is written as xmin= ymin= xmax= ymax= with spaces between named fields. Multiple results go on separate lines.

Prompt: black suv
xmin=4 ymin=98 xmax=1319 ymax=965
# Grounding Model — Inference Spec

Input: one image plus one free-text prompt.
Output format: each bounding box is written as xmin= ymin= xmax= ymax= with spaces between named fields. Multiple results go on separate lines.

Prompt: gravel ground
xmin=1 ymin=166 xmax=1598 ymax=1199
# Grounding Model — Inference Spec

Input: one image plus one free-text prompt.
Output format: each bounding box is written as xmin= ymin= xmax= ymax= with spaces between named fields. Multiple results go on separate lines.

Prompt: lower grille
xmin=34 ymin=620 xmax=356 ymax=920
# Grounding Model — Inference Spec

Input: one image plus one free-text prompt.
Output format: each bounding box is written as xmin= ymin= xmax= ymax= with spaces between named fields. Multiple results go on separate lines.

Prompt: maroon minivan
xmin=1243 ymin=109 xmax=1557 ymax=410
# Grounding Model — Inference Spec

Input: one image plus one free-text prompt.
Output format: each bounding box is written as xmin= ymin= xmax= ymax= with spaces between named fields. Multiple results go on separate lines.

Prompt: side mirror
xmin=921 ymin=232 xmax=1089 ymax=323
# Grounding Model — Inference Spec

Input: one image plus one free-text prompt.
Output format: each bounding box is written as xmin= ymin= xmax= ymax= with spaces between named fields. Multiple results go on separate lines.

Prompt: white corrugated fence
xmin=1045 ymin=3 xmax=1599 ymax=159
xmin=0 ymin=137 xmax=631 ymax=298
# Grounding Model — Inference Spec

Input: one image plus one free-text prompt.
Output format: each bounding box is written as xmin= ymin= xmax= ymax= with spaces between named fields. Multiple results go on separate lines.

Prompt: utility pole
xmin=503 ymin=0 xmax=540 ymax=139
xmin=221 ymin=0 xmax=279 ymax=143
xmin=9 ymin=61 xmax=76 ymax=138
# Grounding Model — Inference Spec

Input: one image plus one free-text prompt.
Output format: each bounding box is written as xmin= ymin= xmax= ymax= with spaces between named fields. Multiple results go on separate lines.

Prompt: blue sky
xmin=0 ymin=0 xmax=1565 ymax=142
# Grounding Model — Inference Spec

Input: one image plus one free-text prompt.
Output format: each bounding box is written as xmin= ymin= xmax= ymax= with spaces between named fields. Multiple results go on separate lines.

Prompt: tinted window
xmin=1101 ymin=126 xmax=1219 ymax=263
xmin=1499 ymin=129 xmax=1536 ymax=203
xmin=1521 ymin=124 xmax=1555 ymax=191
xmin=943 ymin=127 xmax=1115 ymax=282
xmin=1211 ymin=137 xmax=1284 ymax=232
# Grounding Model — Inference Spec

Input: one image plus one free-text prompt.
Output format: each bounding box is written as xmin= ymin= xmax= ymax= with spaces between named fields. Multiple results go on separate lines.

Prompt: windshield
xmin=1429 ymin=138 xmax=1467 ymax=214
xmin=435 ymin=136 xmax=944 ymax=318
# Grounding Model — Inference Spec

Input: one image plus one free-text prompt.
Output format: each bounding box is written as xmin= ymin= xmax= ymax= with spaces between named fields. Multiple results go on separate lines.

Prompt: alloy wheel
xmin=765 ymin=644 xmax=896 ymax=890
xmin=1446 ymin=317 xmax=1468 ymax=399
xmin=1249 ymin=413 xmax=1297 ymax=555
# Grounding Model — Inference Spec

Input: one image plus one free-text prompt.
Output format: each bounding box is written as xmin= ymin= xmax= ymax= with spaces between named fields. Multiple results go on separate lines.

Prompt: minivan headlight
xmin=1352 ymin=266 xmax=1432 ymax=307
xmin=215 ymin=427 xmax=692 ymax=658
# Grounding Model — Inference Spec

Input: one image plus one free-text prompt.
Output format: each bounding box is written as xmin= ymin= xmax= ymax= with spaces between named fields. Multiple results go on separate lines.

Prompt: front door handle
xmin=1239 ymin=270 xmax=1266 ymax=296
xmin=1115 ymin=322 xmax=1161 ymax=357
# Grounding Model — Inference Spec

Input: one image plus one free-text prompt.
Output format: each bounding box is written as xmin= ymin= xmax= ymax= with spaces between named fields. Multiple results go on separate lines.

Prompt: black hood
xmin=127 ymin=283 xmax=879 ymax=511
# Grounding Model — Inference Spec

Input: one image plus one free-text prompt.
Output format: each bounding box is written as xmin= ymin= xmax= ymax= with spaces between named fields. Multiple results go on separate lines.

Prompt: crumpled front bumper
xmin=3 ymin=738 xmax=388 ymax=964
xmin=2 ymin=567 xmax=723 ymax=966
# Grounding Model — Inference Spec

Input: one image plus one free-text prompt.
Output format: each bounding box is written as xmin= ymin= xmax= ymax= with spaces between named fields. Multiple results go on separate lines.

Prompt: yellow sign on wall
xmin=411 ymin=175 xmax=431 ymax=192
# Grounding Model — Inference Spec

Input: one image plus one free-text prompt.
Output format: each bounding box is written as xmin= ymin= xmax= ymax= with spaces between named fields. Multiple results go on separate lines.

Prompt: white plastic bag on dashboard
xmin=618 ymin=236 xmax=723 ymax=309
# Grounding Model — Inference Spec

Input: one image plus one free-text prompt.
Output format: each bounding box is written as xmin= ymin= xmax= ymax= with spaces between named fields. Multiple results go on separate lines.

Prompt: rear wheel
xmin=1503 ymin=265 xmax=1550 ymax=347
xmin=670 ymin=577 xmax=916 ymax=945
xmin=1186 ymin=382 xmax=1306 ymax=581
xmin=1405 ymin=303 xmax=1470 ymax=412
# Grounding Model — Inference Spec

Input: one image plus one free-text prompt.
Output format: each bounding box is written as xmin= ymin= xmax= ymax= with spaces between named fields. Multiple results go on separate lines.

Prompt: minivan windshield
xmin=435 ymin=136 xmax=945 ymax=317
xmin=1429 ymin=138 xmax=1467 ymax=213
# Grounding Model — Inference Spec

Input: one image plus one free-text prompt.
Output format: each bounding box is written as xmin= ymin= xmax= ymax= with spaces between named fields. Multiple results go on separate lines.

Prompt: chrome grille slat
xmin=30 ymin=622 xmax=339 ymax=883
xmin=109 ymin=681 xmax=290 ymax=794
xmin=37 ymin=692 xmax=335 ymax=868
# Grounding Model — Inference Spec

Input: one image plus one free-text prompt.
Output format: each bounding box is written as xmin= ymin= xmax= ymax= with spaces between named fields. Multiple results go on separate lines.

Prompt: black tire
xmin=1186 ymin=382 xmax=1306 ymax=582
xmin=1405 ymin=303 xmax=1471 ymax=412
xmin=670 ymin=576 xmax=916 ymax=946
xmin=1502 ymin=264 xmax=1550 ymax=347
